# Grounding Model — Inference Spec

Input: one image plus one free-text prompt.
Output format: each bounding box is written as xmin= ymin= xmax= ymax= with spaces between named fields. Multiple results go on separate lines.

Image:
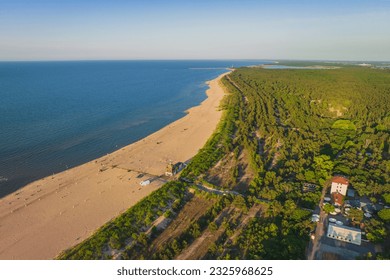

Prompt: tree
xmin=378 ymin=209 xmax=390 ymax=222
xmin=232 ymin=195 xmax=248 ymax=212
xmin=208 ymin=222 xmax=218 ymax=232
xmin=304 ymin=170 xmax=316 ymax=182
xmin=109 ymin=234 xmax=121 ymax=250
xmin=164 ymin=210 xmax=173 ymax=218
xmin=365 ymin=219 xmax=386 ymax=242
xmin=323 ymin=204 xmax=335 ymax=214
xmin=348 ymin=208 xmax=363 ymax=223
xmin=314 ymin=155 xmax=334 ymax=180
xmin=284 ymin=200 xmax=297 ymax=216
xmin=267 ymin=201 xmax=283 ymax=217
xmin=383 ymin=193 xmax=390 ymax=204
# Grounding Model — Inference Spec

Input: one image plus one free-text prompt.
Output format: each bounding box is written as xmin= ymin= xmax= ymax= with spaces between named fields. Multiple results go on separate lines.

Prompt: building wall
xmin=330 ymin=182 xmax=348 ymax=196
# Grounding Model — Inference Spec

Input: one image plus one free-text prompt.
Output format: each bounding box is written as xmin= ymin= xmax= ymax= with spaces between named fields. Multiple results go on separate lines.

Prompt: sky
xmin=0 ymin=0 xmax=389 ymax=61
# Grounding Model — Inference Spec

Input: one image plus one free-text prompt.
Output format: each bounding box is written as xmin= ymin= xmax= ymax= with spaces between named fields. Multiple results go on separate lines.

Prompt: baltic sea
xmin=0 ymin=60 xmax=266 ymax=197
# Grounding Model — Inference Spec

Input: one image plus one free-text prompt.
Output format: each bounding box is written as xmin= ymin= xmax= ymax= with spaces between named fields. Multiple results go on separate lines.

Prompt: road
xmin=194 ymin=184 xmax=241 ymax=196
xmin=307 ymin=182 xmax=329 ymax=260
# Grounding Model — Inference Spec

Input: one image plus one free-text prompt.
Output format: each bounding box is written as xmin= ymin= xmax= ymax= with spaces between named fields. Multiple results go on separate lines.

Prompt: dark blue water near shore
xmin=0 ymin=60 xmax=266 ymax=197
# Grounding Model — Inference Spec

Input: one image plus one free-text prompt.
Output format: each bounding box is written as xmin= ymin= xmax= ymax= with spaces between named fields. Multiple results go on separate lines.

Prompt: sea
xmin=0 ymin=60 xmax=267 ymax=197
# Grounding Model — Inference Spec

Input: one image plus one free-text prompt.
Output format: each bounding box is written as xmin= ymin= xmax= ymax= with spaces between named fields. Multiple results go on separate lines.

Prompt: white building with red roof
xmin=330 ymin=176 xmax=349 ymax=196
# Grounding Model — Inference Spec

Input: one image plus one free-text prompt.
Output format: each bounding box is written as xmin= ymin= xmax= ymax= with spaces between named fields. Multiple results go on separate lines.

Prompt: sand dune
xmin=0 ymin=71 xmax=230 ymax=259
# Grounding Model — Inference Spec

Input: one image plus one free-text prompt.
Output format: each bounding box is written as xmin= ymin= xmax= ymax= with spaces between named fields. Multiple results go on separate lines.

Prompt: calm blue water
xmin=0 ymin=60 xmax=266 ymax=197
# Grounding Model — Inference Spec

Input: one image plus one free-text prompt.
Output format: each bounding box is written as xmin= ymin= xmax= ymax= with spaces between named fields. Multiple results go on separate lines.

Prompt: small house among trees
xmin=165 ymin=162 xmax=186 ymax=176
xmin=302 ymin=183 xmax=317 ymax=193
xmin=330 ymin=176 xmax=349 ymax=196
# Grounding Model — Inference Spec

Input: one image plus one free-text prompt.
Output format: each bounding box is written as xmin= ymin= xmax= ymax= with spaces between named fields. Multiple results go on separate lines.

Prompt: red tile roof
xmin=332 ymin=192 xmax=344 ymax=205
xmin=332 ymin=176 xmax=349 ymax=185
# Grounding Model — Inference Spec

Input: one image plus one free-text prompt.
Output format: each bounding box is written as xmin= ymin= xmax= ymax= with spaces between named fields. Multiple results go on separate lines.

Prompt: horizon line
xmin=0 ymin=58 xmax=389 ymax=63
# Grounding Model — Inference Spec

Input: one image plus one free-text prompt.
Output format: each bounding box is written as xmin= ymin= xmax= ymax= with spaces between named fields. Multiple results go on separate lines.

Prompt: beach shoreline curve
xmin=0 ymin=70 xmax=232 ymax=259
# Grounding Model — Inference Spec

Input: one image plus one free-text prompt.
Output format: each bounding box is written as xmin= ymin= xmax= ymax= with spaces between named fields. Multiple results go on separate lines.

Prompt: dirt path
xmin=147 ymin=196 xmax=214 ymax=256
xmin=229 ymin=204 xmax=262 ymax=242
xmin=176 ymin=207 xmax=235 ymax=260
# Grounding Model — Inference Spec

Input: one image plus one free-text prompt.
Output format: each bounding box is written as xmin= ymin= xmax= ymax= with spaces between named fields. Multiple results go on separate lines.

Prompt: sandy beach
xmin=0 ymin=71 xmax=231 ymax=259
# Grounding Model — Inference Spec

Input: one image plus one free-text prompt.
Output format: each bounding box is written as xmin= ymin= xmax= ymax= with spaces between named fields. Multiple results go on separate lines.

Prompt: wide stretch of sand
xmin=0 ymin=71 xmax=231 ymax=259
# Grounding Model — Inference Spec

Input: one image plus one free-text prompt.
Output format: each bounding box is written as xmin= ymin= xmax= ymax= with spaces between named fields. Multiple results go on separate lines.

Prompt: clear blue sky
xmin=1 ymin=0 xmax=389 ymax=61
